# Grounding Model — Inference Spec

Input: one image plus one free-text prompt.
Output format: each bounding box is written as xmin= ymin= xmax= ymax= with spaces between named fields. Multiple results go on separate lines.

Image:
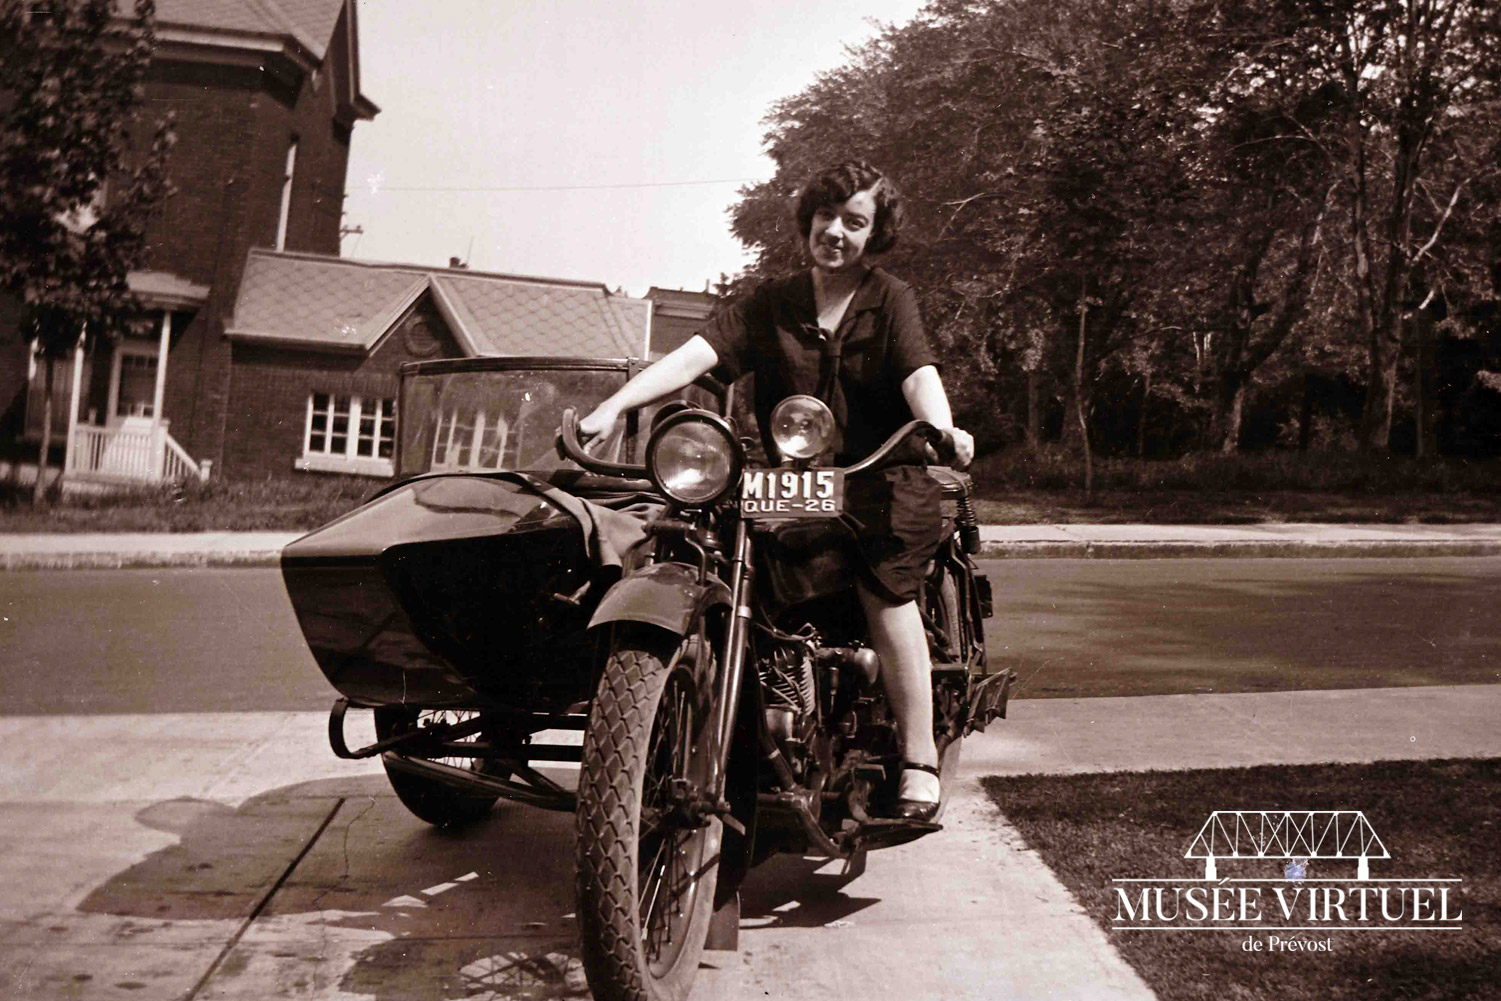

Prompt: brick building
xmin=221 ymin=249 xmax=647 ymax=479
xmin=645 ymin=286 xmax=719 ymax=358
xmin=0 ymin=0 xmax=658 ymax=485
xmin=1 ymin=0 xmax=378 ymax=484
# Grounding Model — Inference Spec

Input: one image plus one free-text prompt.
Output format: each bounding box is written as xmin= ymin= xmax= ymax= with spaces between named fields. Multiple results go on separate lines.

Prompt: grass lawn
xmin=0 ymin=477 xmax=375 ymax=533
xmin=969 ymin=449 xmax=1501 ymax=525
xmin=983 ymin=759 xmax=1500 ymax=1001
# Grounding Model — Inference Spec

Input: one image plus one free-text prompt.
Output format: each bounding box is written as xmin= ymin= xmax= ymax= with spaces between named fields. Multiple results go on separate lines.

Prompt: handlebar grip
xmin=557 ymin=407 xmax=649 ymax=478
xmin=928 ymin=427 xmax=958 ymax=466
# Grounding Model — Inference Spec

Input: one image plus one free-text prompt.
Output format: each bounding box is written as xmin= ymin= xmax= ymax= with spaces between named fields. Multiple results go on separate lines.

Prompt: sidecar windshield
xmin=397 ymin=358 xmax=719 ymax=478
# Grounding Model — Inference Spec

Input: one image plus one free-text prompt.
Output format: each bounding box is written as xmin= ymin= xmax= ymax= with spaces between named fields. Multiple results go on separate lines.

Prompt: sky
xmin=341 ymin=0 xmax=930 ymax=297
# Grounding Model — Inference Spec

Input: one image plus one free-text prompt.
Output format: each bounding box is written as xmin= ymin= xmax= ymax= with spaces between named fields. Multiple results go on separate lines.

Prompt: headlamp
xmin=646 ymin=411 xmax=739 ymax=506
xmin=769 ymin=395 xmax=835 ymax=461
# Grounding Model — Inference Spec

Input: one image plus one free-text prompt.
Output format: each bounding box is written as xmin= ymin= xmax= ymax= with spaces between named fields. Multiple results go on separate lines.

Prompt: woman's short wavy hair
xmin=795 ymin=160 xmax=903 ymax=255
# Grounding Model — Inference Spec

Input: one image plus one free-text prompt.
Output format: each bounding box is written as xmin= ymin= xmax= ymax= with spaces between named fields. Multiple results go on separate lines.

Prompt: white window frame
xmin=295 ymin=391 xmax=395 ymax=477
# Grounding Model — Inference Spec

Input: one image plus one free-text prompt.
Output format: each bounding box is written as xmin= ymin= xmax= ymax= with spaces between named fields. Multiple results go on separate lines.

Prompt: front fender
xmin=588 ymin=561 xmax=732 ymax=637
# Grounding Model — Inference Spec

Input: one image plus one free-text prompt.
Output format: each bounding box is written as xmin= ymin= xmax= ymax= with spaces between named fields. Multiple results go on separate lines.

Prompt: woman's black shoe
xmin=891 ymin=761 xmax=941 ymax=821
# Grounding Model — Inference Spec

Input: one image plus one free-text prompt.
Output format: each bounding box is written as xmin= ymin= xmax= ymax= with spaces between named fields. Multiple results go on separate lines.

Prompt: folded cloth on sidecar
xmin=498 ymin=471 xmax=666 ymax=568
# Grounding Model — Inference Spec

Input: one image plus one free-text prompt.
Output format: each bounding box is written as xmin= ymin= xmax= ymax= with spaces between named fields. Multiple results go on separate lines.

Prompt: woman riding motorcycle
xmin=578 ymin=159 xmax=975 ymax=820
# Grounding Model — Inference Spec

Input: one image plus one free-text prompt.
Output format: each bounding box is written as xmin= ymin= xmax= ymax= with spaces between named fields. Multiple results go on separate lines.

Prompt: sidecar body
xmin=281 ymin=357 xmax=720 ymax=714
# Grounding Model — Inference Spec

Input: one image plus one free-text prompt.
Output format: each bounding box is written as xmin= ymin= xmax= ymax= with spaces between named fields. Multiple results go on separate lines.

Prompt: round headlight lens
xmin=769 ymin=395 xmax=835 ymax=460
xmin=649 ymin=418 xmax=736 ymax=505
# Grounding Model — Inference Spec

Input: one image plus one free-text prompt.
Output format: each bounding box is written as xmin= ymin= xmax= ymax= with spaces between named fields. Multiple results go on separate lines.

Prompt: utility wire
xmin=376 ymin=177 xmax=765 ymax=193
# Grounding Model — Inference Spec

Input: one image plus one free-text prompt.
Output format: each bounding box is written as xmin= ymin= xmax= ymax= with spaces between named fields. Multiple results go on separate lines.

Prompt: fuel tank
xmin=281 ymin=474 xmax=602 ymax=709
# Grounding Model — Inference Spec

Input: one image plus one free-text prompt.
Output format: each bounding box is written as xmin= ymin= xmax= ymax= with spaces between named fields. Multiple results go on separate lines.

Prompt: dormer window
xmin=275 ymin=138 xmax=298 ymax=251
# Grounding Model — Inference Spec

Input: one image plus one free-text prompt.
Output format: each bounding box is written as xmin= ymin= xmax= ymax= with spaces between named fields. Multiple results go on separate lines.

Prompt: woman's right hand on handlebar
xmin=577 ymin=404 xmax=619 ymax=446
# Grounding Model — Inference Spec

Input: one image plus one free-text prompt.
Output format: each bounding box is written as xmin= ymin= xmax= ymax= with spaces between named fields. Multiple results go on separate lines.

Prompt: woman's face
xmin=807 ymin=187 xmax=877 ymax=274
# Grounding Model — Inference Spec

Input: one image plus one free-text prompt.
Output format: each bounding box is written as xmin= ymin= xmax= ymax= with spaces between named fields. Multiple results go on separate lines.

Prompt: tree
xmin=1303 ymin=0 xmax=1499 ymax=451
xmin=729 ymin=0 xmax=1198 ymax=454
xmin=0 ymin=0 xmax=174 ymax=500
xmin=727 ymin=0 xmax=1501 ymax=458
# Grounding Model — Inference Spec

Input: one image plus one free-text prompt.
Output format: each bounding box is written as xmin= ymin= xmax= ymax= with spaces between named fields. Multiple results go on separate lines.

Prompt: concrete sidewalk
xmin=6 ymin=522 xmax=1501 ymax=569
xmin=966 ymin=682 xmax=1501 ymax=776
xmin=3 ymin=684 xmax=1497 ymax=999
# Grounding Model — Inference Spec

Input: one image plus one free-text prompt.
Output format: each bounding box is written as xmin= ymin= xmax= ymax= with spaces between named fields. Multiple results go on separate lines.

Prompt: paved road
xmin=4 ymin=558 xmax=1500 ymax=714
xmin=981 ymin=556 xmax=1501 ymax=697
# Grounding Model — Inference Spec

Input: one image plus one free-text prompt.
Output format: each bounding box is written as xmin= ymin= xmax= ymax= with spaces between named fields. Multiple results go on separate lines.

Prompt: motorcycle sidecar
xmin=279 ymin=357 xmax=723 ymax=822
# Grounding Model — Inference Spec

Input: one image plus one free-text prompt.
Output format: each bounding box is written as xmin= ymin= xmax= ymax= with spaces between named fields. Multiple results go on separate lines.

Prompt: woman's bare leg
xmin=857 ymin=583 xmax=940 ymax=801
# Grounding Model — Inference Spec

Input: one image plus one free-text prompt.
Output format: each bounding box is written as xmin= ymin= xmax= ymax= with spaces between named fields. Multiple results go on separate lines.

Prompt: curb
xmin=977 ymin=539 xmax=1501 ymax=560
xmin=2 ymin=549 xmax=285 ymax=571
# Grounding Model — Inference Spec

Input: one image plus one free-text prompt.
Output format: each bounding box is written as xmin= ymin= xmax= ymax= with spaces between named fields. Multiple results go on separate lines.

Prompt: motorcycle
xmin=281 ymin=355 xmax=1014 ymax=1001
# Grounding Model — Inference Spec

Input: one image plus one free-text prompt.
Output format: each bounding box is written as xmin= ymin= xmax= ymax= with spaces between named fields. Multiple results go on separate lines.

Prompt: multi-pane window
xmin=304 ymin=393 xmax=394 ymax=468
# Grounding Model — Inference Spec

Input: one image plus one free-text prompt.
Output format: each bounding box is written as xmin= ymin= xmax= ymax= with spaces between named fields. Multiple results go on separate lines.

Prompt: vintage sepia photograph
xmin=1 ymin=1 xmax=1498 ymax=998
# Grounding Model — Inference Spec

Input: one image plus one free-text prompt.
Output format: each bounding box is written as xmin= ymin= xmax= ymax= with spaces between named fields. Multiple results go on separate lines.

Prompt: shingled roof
xmin=226 ymin=250 xmax=650 ymax=359
xmin=118 ymin=0 xmax=347 ymax=59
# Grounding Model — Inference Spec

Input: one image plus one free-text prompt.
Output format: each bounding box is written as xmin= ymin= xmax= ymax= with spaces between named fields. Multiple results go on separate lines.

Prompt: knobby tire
xmin=576 ymin=636 xmax=721 ymax=1001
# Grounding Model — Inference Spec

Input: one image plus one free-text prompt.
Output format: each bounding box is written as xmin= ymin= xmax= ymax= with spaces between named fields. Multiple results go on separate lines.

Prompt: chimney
xmin=448 ymin=256 xmax=468 ymax=269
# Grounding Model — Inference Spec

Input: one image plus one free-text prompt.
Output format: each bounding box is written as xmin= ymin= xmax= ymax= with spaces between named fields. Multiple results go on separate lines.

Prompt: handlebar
xmin=842 ymin=420 xmax=957 ymax=475
xmin=557 ymin=407 xmax=958 ymax=481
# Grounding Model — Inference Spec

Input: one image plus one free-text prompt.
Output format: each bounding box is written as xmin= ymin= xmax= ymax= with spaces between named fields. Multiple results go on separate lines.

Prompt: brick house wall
xmin=222 ymin=297 xmax=463 ymax=479
xmin=141 ymin=31 xmax=357 ymax=472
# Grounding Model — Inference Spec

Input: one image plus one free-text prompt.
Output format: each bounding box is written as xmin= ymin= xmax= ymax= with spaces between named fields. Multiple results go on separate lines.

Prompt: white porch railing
xmin=69 ymin=422 xmax=205 ymax=484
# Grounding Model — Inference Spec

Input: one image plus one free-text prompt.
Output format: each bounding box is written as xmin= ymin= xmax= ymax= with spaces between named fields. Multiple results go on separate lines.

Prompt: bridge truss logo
xmin=1186 ymin=810 xmax=1389 ymax=881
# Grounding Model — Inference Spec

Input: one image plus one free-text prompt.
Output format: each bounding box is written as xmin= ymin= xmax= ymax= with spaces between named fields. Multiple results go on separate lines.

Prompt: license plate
xmin=740 ymin=468 xmax=844 ymax=520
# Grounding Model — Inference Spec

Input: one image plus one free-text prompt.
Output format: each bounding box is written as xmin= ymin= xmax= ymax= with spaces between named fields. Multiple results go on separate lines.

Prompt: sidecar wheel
xmin=373 ymin=707 xmax=504 ymax=828
xmin=576 ymin=633 xmax=721 ymax=1001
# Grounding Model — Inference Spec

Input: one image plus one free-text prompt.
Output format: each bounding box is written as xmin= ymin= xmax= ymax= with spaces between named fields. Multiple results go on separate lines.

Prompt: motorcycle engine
xmin=758 ymin=642 xmax=817 ymax=742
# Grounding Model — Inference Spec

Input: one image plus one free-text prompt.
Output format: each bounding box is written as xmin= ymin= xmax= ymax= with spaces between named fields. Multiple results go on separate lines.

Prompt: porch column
xmin=151 ymin=310 xmax=170 ymax=475
xmin=151 ymin=310 xmax=169 ymax=425
xmin=62 ymin=333 xmax=85 ymax=474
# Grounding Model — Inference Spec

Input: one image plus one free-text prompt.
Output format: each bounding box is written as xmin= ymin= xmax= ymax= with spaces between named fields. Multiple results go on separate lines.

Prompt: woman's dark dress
xmin=697 ymin=267 xmax=944 ymax=604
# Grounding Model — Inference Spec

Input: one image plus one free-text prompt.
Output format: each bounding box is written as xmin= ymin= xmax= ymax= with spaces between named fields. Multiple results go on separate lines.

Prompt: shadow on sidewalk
xmin=74 ymin=775 xmax=891 ymax=999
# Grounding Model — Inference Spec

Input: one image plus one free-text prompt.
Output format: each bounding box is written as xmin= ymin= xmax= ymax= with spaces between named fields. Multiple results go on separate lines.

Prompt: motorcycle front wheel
xmin=575 ymin=631 xmax=722 ymax=1001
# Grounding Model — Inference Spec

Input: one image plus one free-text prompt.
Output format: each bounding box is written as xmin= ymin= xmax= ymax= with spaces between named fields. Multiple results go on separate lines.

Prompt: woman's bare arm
xmin=578 ymin=335 xmax=720 ymax=441
xmin=902 ymin=365 xmax=975 ymax=467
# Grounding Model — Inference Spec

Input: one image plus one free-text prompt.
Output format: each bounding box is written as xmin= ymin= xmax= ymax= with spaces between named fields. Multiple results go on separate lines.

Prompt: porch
xmin=23 ymin=273 xmax=211 ymax=488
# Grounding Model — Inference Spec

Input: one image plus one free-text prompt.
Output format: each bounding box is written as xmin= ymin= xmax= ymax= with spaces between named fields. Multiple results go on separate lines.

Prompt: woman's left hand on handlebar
xmin=948 ymin=427 xmax=975 ymax=469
